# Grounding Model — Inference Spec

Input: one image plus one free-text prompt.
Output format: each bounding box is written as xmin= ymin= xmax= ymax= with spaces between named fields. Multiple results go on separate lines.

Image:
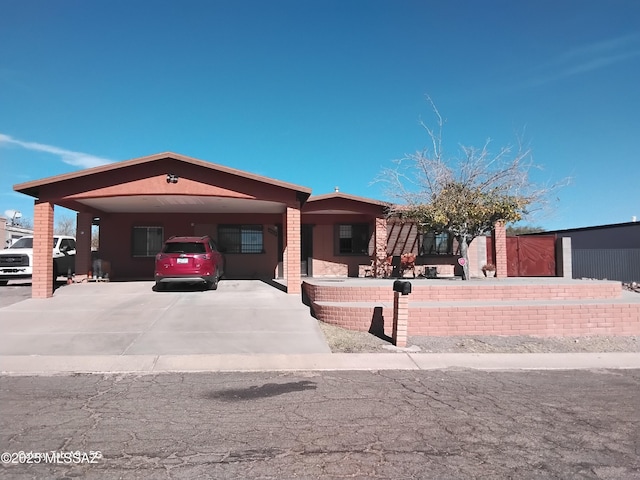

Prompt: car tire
xmin=209 ymin=271 xmax=219 ymax=290
xmin=155 ymin=281 xmax=165 ymax=292
xmin=53 ymin=263 xmax=58 ymax=284
xmin=0 ymin=280 xmax=8 ymax=286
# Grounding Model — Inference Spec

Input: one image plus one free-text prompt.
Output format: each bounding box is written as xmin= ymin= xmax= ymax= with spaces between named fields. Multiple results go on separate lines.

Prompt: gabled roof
xmin=14 ymin=151 xmax=312 ymax=200
xmin=307 ymin=192 xmax=389 ymax=207
xmin=303 ymin=192 xmax=389 ymax=216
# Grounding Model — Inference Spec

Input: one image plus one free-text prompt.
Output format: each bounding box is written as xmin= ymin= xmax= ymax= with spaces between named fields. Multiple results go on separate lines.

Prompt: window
xmin=162 ymin=242 xmax=206 ymax=254
xmin=336 ymin=223 xmax=369 ymax=255
xmin=421 ymin=232 xmax=453 ymax=255
xmin=132 ymin=226 xmax=164 ymax=257
xmin=59 ymin=238 xmax=76 ymax=253
xmin=218 ymin=225 xmax=263 ymax=253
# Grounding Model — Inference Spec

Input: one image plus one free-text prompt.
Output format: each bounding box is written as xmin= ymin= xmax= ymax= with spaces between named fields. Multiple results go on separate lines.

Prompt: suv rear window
xmin=163 ymin=242 xmax=207 ymax=254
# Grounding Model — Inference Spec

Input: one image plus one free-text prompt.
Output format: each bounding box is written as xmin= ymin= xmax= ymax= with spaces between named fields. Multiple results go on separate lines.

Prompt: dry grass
xmin=318 ymin=321 xmax=640 ymax=354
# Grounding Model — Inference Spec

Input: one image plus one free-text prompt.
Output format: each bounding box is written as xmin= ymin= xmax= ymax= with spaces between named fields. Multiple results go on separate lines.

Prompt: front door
xmin=301 ymin=224 xmax=313 ymax=276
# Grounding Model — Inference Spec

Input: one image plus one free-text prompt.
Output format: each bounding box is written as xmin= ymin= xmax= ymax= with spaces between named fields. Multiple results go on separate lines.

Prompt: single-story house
xmin=13 ymin=152 xmax=508 ymax=298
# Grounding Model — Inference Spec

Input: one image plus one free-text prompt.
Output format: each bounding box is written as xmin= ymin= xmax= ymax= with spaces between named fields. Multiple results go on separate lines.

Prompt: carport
xmin=13 ymin=152 xmax=311 ymax=298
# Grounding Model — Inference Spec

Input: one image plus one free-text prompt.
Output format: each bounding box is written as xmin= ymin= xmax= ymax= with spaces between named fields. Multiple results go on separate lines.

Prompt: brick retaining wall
xmin=303 ymin=280 xmax=640 ymax=337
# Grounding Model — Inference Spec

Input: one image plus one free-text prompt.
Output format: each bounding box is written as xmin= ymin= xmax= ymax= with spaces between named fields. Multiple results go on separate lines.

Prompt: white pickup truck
xmin=0 ymin=235 xmax=76 ymax=285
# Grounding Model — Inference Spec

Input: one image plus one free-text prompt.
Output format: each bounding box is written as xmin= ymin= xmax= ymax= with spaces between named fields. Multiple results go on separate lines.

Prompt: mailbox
xmin=393 ymin=280 xmax=412 ymax=295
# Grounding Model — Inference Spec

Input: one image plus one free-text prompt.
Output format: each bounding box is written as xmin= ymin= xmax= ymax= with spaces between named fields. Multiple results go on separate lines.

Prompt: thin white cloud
xmin=0 ymin=133 xmax=114 ymax=168
xmin=523 ymin=33 xmax=640 ymax=88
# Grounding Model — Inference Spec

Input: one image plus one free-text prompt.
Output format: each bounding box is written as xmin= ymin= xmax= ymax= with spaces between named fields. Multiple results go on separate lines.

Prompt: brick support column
xmin=76 ymin=212 xmax=93 ymax=277
xmin=284 ymin=206 xmax=301 ymax=294
xmin=32 ymin=201 xmax=54 ymax=298
xmin=492 ymin=221 xmax=508 ymax=278
xmin=373 ymin=218 xmax=387 ymax=278
xmin=392 ymin=291 xmax=409 ymax=347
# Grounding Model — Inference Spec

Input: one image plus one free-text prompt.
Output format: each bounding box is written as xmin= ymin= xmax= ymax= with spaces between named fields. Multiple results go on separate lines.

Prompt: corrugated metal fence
xmin=572 ymin=249 xmax=640 ymax=283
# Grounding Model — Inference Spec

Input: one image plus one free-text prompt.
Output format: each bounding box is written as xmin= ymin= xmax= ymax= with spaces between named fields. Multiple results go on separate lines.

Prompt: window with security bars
xmin=132 ymin=226 xmax=164 ymax=257
xmin=420 ymin=232 xmax=454 ymax=255
xmin=218 ymin=225 xmax=264 ymax=253
xmin=336 ymin=223 xmax=369 ymax=255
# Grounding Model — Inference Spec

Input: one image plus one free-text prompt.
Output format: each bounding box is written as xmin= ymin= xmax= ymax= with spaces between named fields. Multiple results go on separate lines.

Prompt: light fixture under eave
xmin=166 ymin=174 xmax=179 ymax=184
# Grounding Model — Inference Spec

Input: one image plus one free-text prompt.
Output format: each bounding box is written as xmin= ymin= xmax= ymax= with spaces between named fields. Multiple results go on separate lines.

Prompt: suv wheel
xmin=208 ymin=270 xmax=219 ymax=290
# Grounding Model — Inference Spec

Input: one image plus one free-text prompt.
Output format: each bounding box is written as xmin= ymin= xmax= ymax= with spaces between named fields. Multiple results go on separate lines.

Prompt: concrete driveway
xmin=0 ymin=280 xmax=330 ymax=355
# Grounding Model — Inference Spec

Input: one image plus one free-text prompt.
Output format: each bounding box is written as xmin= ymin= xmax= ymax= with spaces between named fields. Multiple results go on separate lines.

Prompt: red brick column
xmin=284 ymin=206 xmax=301 ymax=294
xmin=392 ymin=291 xmax=408 ymax=347
xmin=492 ymin=221 xmax=508 ymax=278
xmin=32 ymin=201 xmax=54 ymax=298
xmin=76 ymin=212 xmax=93 ymax=277
xmin=373 ymin=218 xmax=387 ymax=278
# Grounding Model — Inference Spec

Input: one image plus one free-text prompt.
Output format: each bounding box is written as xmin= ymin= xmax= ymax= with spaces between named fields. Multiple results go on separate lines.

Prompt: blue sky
xmin=1 ymin=0 xmax=639 ymax=231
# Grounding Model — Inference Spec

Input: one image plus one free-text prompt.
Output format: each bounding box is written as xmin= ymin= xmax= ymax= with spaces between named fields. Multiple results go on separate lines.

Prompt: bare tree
xmin=55 ymin=215 xmax=76 ymax=236
xmin=16 ymin=217 xmax=33 ymax=229
xmin=506 ymin=225 xmax=545 ymax=235
xmin=378 ymin=97 xmax=564 ymax=280
xmin=91 ymin=225 xmax=99 ymax=251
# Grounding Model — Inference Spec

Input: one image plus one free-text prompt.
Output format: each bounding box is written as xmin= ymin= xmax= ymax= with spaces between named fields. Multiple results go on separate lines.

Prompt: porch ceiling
xmin=75 ymin=195 xmax=287 ymax=214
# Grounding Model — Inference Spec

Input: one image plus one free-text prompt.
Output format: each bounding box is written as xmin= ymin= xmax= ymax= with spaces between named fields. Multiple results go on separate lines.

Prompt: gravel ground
xmin=317 ymin=321 xmax=640 ymax=353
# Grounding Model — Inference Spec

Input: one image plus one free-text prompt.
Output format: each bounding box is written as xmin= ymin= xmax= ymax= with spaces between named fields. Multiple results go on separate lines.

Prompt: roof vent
xmin=334 ymin=186 xmax=339 ymax=192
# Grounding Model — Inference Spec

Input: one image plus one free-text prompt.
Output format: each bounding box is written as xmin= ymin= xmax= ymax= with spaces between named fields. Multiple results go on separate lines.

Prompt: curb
xmin=1 ymin=352 xmax=639 ymax=376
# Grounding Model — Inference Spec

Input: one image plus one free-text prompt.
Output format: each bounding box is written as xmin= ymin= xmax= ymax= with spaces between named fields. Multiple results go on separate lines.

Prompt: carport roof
xmin=13 ymin=151 xmax=312 ymax=200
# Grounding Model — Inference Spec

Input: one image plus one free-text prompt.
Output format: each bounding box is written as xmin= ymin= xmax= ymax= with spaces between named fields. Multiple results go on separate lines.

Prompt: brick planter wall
xmin=303 ymin=280 xmax=640 ymax=338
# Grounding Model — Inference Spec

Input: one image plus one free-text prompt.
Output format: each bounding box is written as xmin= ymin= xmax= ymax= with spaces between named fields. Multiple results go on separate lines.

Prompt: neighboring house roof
xmin=527 ymin=221 xmax=640 ymax=235
xmin=14 ymin=151 xmax=312 ymax=200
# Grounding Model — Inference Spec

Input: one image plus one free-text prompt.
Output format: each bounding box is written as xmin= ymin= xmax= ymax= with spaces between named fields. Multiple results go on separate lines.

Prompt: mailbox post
xmin=392 ymin=280 xmax=411 ymax=347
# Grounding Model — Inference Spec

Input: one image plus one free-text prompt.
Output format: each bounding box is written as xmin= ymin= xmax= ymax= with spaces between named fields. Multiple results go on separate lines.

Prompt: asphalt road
xmin=1 ymin=370 xmax=639 ymax=479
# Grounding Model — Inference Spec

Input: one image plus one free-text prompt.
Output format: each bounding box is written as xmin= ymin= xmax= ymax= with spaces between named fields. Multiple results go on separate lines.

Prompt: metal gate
xmin=487 ymin=235 xmax=557 ymax=277
xmin=505 ymin=236 xmax=556 ymax=276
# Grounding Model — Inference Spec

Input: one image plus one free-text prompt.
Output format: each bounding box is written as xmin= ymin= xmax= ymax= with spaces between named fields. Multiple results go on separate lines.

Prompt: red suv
xmin=154 ymin=236 xmax=225 ymax=291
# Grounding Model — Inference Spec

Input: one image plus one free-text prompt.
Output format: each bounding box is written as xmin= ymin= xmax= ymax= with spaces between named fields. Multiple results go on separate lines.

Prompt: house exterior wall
xmin=302 ymin=213 xmax=375 ymax=278
xmin=1 ymin=218 xmax=33 ymax=248
xmin=98 ymin=212 xmax=282 ymax=280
